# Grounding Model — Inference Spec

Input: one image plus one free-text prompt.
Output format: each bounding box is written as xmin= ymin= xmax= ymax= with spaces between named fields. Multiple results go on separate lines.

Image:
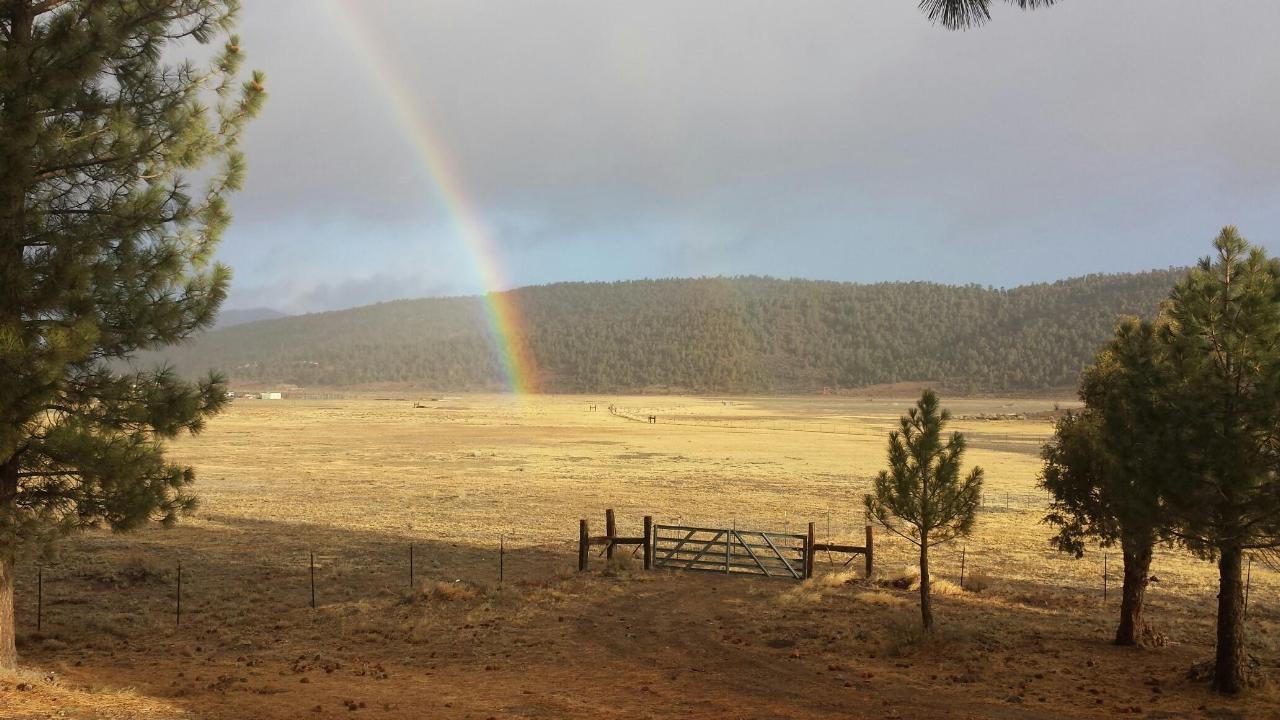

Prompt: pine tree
xmin=0 ymin=0 xmax=263 ymax=668
xmin=865 ymin=389 xmax=983 ymax=630
xmin=1041 ymin=317 xmax=1176 ymax=646
xmin=918 ymin=0 xmax=1059 ymax=30
xmin=1156 ymin=227 xmax=1280 ymax=694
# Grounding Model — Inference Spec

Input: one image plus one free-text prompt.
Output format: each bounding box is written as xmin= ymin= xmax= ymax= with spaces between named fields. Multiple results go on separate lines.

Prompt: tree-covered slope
xmin=154 ymin=271 xmax=1186 ymax=392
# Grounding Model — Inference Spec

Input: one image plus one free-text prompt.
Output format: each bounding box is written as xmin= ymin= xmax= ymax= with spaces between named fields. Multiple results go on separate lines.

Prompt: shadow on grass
xmin=6 ymin=515 xmax=1275 ymax=720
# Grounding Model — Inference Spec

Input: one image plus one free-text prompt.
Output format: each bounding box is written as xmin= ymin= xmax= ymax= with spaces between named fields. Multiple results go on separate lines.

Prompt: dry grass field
xmin=3 ymin=392 xmax=1279 ymax=719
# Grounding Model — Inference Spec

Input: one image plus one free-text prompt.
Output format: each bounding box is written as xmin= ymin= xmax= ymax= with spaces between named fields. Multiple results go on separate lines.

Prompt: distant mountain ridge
xmin=213 ymin=307 xmax=288 ymax=329
xmin=158 ymin=271 xmax=1186 ymax=393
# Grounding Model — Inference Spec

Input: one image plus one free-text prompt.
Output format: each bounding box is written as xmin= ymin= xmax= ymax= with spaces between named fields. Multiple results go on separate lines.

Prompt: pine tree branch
xmin=877 ymin=518 xmax=923 ymax=548
xmin=29 ymin=0 xmax=77 ymax=15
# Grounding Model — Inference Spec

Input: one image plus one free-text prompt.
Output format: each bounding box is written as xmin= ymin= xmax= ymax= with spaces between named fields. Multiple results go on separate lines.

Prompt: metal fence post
xmin=806 ymin=522 xmax=816 ymax=579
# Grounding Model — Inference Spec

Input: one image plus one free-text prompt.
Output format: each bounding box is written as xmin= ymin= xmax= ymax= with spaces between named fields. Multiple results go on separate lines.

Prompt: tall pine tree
xmin=865 ymin=389 xmax=983 ymax=630
xmin=1157 ymin=228 xmax=1280 ymax=694
xmin=1041 ymin=318 xmax=1176 ymax=646
xmin=0 ymin=0 xmax=263 ymax=668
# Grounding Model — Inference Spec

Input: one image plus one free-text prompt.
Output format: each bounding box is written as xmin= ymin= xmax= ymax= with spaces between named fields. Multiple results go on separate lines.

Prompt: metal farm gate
xmin=651 ymin=525 xmax=808 ymax=580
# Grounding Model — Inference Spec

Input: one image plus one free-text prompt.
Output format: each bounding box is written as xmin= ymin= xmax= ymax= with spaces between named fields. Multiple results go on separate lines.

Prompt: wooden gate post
xmin=578 ymin=519 xmax=589 ymax=572
xmin=806 ymin=522 xmax=816 ymax=579
xmin=865 ymin=524 xmax=874 ymax=579
xmin=605 ymin=508 xmax=617 ymax=560
xmin=643 ymin=516 xmax=653 ymax=570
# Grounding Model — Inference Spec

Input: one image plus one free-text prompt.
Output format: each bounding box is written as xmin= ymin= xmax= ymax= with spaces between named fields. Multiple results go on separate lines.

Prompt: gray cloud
xmin=217 ymin=0 xmax=1280 ymax=311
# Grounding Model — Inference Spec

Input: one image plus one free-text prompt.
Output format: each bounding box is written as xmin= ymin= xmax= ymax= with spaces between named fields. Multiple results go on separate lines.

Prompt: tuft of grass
xmin=601 ymin=553 xmax=636 ymax=577
xmin=80 ymin=549 xmax=172 ymax=588
xmin=406 ymin=580 xmax=479 ymax=604
xmin=779 ymin=585 xmax=824 ymax=607
xmin=881 ymin=611 xmax=933 ymax=656
xmin=883 ymin=565 xmax=919 ymax=589
xmin=810 ymin=568 xmax=864 ymax=589
xmin=424 ymin=576 xmax=481 ymax=599
xmin=929 ymin=578 xmax=964 ymax=596
xmin=879 ymin=565 xmax=962 ymax=595
xmin=853 ymin=589 xmax=909 ymax=607
xmin=962 ymin=571 xmax=993 ymax=593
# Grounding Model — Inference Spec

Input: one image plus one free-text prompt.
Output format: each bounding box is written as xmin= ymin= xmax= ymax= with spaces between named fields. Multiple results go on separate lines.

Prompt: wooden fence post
xmin=578 ymin=519 xmax=589 ymax=572
xmin=806 ymin=522 xmax=816 ymax=579
xmin=865 ymin=524 xmax=874 ymax=579
xmin=605 ymin=508 xmax=616 ymax=561
xmin=643 ymin=516 xmax=653 ymax=570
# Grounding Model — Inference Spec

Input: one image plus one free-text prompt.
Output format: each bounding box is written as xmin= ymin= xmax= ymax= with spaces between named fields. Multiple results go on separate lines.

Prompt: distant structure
xmin=259 ymin=391 xmax=283 ymax=400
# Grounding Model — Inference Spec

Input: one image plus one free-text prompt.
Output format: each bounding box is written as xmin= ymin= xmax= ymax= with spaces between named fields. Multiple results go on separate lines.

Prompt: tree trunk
xmin=918 ymin=534 xmax=933 ymax=631
xmin=1115 ymin=534 xmax=1153 ymax=646
xmin=0 ymin=1 xmax=34 ymax=672
xmin=0 ymin=551 xmax=13 ymax=670
xmin=1212 ymin=544 xmax=1246 ymax=694
xmin=0 ymin=455 xmax=16 ymax=670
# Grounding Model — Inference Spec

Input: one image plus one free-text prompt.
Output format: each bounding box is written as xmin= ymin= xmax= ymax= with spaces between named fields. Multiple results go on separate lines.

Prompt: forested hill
xmin=155 ymin=271 xmax=1186 ymax=393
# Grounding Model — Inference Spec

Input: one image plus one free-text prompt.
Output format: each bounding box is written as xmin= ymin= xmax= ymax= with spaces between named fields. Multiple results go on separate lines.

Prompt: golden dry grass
xmin=157 ymin=392 xmax=1270 ymax=611
xmin=1 ymin=668 xmax=186 ymax=719
xmin=4 ymin=392 xmax=1278 ymax=719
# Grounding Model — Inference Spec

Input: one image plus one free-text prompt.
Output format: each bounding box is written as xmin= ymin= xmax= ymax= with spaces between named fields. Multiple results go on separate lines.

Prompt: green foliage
xmin=864 ymin=390 xmax=983 ymax=548
xmin=1156 ymin=227 xmax=1280 ymax=693
xmin=1040 ymin=411 xmax=1110 ymax=557
xmin=157 ymin=270 xmax=1183 ymax=392
xmin=1158 ymin=228 xmax=1280 ymax=558
xmin=1041 ymin=318 xmax=1175 ymax=557
xmin=0 ymin=0 xmax=264 ymax=559
xmin=1047 ymin=227 xmax=1280 ymax=689
xmin=1040 ymin=319 xmax=1180 ymax=647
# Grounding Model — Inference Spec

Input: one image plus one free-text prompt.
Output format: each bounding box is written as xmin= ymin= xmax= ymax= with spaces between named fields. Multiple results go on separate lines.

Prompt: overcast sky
xmin=217 ymin=0 xmax=1280 ymax=313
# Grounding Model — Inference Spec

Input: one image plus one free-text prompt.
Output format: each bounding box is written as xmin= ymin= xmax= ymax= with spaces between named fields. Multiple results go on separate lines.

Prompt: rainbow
xmin=323 ymin=1 xmax=539 ymax=393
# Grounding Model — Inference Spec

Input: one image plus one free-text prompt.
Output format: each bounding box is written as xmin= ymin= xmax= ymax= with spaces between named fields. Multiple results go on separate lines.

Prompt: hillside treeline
xmin=154 ymin=271 xmax=1186 ymax=392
